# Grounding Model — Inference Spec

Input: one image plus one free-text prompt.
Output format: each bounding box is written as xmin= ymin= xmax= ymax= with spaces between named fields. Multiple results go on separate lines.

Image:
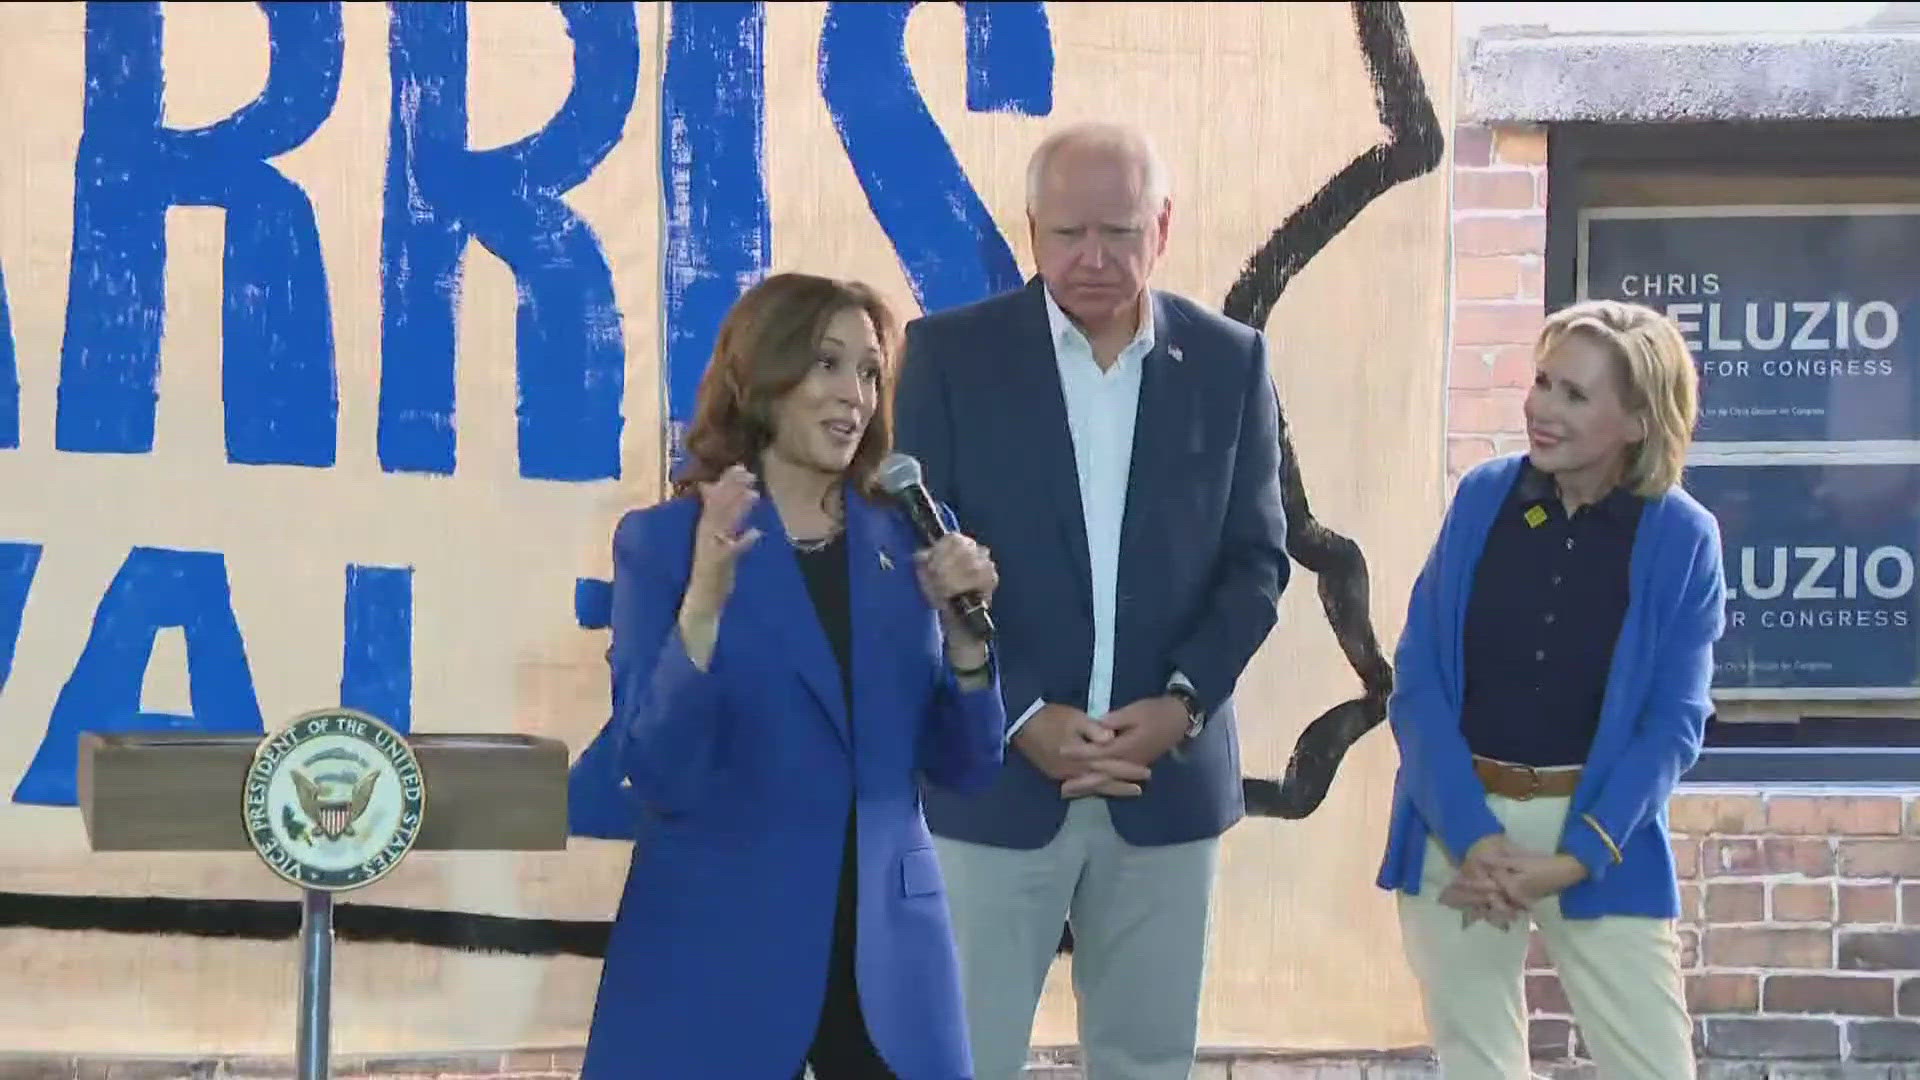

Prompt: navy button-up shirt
xmin=1460 ymin=461 xmax=1645 ymax=768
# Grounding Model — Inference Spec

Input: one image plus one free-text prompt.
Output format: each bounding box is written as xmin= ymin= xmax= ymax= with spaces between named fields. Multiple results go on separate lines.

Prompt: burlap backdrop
xmin=0 ymin=0 xmax=1453 ymax=1055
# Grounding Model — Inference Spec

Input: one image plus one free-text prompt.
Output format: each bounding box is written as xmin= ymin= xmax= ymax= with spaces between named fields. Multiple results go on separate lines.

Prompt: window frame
xmin=1543 ymin=120 xmax=1920 ymax=783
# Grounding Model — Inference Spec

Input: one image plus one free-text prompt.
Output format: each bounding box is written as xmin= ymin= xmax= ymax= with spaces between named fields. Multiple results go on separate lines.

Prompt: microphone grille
xmin=877 ymin=452 xmax=923 ymax=495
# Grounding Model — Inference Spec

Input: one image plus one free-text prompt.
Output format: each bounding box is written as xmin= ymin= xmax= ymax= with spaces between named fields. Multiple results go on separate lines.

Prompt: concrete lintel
xmin=1464 ymin=31 xmax=1920 ymax=125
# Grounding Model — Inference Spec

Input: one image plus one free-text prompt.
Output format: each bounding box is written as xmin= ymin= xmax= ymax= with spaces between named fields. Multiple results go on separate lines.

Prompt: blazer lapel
xmin=733 ymin=495 xmax=850 ymax=750
xmin=1118 ymin=292 xmax=1189 ymax=578
xmin=846 ymin=489 xmax=915 ymax=739
xmin=1007 ymin=278 xmax=1093 ymax=613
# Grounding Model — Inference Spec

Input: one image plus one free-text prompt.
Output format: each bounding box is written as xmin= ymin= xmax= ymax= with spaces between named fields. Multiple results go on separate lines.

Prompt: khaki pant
xmin=1396 ymin=791 xmax=1693 ymax=1080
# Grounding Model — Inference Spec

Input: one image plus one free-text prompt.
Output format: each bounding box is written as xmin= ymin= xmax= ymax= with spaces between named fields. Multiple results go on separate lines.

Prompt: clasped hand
xmin=1015 ymin=697 xmax=1190 ymax=800
xmin=1439 ymin=834 xmax=1589 ymax=930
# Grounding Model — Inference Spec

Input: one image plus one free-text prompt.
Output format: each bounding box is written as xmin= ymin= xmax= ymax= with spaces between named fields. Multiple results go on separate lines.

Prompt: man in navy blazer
xmin=893 ymin=121 xmax=1290 ymax=1079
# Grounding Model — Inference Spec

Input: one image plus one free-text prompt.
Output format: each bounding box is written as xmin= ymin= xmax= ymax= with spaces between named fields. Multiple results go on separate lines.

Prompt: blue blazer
xmin=1375 ymin=454 xmax=1727 ymax=919
xmin=895 ymin=278 xmax=1290 ymax=849
xmin=568 ymin=486 xmax=1006 ymax=1079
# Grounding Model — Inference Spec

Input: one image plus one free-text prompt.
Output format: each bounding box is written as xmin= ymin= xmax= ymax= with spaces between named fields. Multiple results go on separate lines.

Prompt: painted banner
xmin=0 ymin=0 xmax=1455 ymax=1057
xmin=1580 ymin=206 xmax=1920 ymax=445
xmin=1688 ymin=462 xmax=1920 ymax=696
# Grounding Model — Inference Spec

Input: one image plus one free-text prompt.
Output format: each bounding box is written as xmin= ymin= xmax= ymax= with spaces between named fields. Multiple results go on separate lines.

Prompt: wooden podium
xmin=76 ymin=713 xmax=570 ymax=1080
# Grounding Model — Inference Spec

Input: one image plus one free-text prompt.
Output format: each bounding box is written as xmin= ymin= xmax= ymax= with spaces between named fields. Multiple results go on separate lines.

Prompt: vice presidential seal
xmin=243 ymin=708 xmax=426 ymax=892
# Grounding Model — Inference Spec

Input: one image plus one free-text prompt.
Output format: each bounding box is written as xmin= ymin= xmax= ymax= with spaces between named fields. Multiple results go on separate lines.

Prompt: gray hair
xmin=1024 ymin=122 xmax=1171 ymax=214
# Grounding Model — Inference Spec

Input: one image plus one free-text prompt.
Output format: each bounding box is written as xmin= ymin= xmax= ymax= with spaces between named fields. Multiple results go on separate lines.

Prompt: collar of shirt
xmin=1516 ymin=457 xmax=1640 ymax=521
xmin=1042 ymin=284 xmax=1155 ymax=371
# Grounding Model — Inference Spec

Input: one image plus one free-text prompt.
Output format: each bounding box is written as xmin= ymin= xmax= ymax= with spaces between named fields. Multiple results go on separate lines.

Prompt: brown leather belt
xmin=1474 ymin=756 xmax=1582 ymax=800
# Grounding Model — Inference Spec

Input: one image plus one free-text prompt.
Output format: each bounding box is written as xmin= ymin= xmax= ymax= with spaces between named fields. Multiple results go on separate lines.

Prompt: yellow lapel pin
xmin=1523 ymin=505 xmax=1548 ymax=528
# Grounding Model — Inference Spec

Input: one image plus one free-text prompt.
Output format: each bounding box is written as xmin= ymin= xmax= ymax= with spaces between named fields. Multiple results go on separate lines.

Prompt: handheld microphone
xmin=877 ymin=452 xmax=995 ymax=644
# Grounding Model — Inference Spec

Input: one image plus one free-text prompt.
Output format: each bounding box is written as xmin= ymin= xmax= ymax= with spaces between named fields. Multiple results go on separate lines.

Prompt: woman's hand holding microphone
xmin=915 ymin=533 xmax=999 ymax=679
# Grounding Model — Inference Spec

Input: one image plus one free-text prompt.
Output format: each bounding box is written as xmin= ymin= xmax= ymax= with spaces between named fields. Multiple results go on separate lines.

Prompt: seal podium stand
xmin=76 ymin=718 xmax=570 ymax=1080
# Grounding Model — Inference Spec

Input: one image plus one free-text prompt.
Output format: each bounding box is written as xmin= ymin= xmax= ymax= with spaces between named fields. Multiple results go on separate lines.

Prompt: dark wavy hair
xmin=672 ymin=273 xmax=901 ymax=499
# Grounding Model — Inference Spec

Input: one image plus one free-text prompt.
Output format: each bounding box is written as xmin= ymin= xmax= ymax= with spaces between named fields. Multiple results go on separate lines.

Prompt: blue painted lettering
xmin=0 ymin=544 xmax=43 ymax=697
xmin=341 ymin=564 xmax=413 ymax=733
xmin=659 ymin=1 xmax=771 ymax=459
xmin=378 ymin=1 xmax=638 ymax=482
xmin=56 ymin=1 xmax=344 ymax=467
xmin=817 ymin=1 xmax=1052 ymax=314
xmin=14 ymin=546 xmax=265 ymax=807
xmin=0 ymin=263 xmax=16 ymax=450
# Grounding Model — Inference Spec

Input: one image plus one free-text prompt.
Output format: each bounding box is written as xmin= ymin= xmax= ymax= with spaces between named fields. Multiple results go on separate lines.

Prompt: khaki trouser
xmin=1396 ymin=790 xmax=1693 ymax=1080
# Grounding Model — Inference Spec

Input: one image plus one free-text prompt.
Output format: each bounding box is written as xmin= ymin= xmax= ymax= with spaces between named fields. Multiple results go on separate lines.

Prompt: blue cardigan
xmin=1374 ymin=454 xmax=1727 ymax=919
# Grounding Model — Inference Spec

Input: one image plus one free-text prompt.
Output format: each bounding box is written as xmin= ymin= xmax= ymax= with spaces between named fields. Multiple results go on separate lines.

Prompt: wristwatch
xmin=1167 ymin=678 xmax=1204 ymax=740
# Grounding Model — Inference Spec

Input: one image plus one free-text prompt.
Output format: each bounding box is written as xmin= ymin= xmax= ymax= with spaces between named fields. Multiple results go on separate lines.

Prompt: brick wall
xmin=1446 ymin=123 xmax=1546 ymax=487
xmin=1527 ymin=791 xmax=1920 ymax=1073
xmin=1453 ymin=122 xmax=1920 ymax=1076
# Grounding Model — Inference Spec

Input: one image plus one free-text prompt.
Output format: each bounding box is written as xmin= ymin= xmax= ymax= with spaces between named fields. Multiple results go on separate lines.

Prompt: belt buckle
xmin=1513 ymin=763 xmax=1542 ymax=800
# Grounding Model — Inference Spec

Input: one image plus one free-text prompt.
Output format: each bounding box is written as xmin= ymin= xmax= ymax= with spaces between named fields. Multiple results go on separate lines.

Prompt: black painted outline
xmin=1 ymin=0 xmax=1443 ymax=960
xmin=1234 ymin=0 xmax=1443 ymax=821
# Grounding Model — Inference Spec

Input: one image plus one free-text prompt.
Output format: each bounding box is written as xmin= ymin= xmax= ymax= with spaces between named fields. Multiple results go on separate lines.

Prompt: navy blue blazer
xmin=568 ymin=487 xmax=1006 ymax=1079
xmin=894 ymin=278 xmax=1290 ymax=849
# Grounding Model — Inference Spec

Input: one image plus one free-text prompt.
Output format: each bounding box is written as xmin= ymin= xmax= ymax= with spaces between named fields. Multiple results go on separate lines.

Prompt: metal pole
xmin=297 ymin=888 xmax=334 ymax=1080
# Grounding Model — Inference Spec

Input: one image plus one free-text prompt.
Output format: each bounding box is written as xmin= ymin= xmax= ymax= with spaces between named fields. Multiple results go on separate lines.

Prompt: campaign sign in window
xmin=1581 ymin=207 xmax=1920 ymax=444
xmin=1687 ymin=462 xmax=1920 ymax=695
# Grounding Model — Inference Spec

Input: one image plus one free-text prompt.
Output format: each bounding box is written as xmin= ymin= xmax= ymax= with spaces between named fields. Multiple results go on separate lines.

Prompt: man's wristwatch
xmin=1167 ymin=681 xmax=1204 ymax=740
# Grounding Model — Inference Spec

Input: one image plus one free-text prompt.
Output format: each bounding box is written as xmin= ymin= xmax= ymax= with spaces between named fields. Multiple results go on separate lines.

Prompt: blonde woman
xmin=1376 ymin=299 xmax=1727 ymax=1079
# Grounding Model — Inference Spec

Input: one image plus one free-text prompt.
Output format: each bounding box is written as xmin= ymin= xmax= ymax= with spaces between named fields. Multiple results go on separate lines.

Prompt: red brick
xmin=1854 ymin=1020 xmax=1920 ymax=1063
xmin=1706 ymin=883 xmax=1766 ymax=922
xmin=1456 ymin=216 xmax=1546 ymax=257
xmin=1706 ymin=837 xmax=1763 ymax=876
xmin=1448 ymin=436 xmax=1497 ymax=476
xmin=1454 ymin=301 xmax=1544 ymax=348
xmin=1527 ymin=973 xmax=1571 ymax=1014
xmin=1762 ymin=837 xmax=1836 ymax=877
xmin=1900 ymin=977 xmax=1920 ymax=1016
xmin=1774 ymin=883 xmax=1835 ymax=923
xmin=1839 ymin=839 xmax=1920 ymax=878
xmin=1453 ymin=124 xmax=1493 ymax=168
xmin=1494 ymin=126 xmax=1548 ymax=166
xmin=1455 ymin=169 xmax=1538 ymax=211
xmin=1448 ymin=388 xmax=1526 ymax=435
xmin=1456 ymin=254 xmax=1527 ymax=300
xmin=1672 ymin=837 xmax=1701 ymax=879
xmin=1842 ymin=884 xmax=1898 ymax=924
xmin=1904 ymin=883 xmax=1920 ymax=924
xmin=1705 ymin=927 xmax=1832 ymax=969
xmin=1768 ymin=795 xmax=1905 ymax=836
xmin=1679 ymin=883 xmax=1703 ymax=922
xmin=1702 ymin=1017 xmax=1840 ymax=1059
xmin=1450 ymin=344 xmax=1534 ymax=391
xmin=1529 ymin=1017 xmax=1574 ymax=1060
xmin=1688 ymin=973 xmax=1760 ymax=1015
xmin=1844 ymin=930 xmax=1920 ymax=970
xmin=1764 ymin=975 xmax=1896 ymax=1016
xmin=1906 ymin=799 xmax=1920 ymax=835
xmin=1671 ymin=794 xmax=1767 ymax=836
xmin=1527 ymin=932 xmax=1550 ymax=971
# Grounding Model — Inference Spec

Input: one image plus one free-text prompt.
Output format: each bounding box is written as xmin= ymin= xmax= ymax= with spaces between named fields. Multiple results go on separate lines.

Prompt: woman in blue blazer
xmin=1376 ymin=299 xmax=1726 ymax=1080
xmin=576 ymin=273 xmax=1007 ymax=1079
